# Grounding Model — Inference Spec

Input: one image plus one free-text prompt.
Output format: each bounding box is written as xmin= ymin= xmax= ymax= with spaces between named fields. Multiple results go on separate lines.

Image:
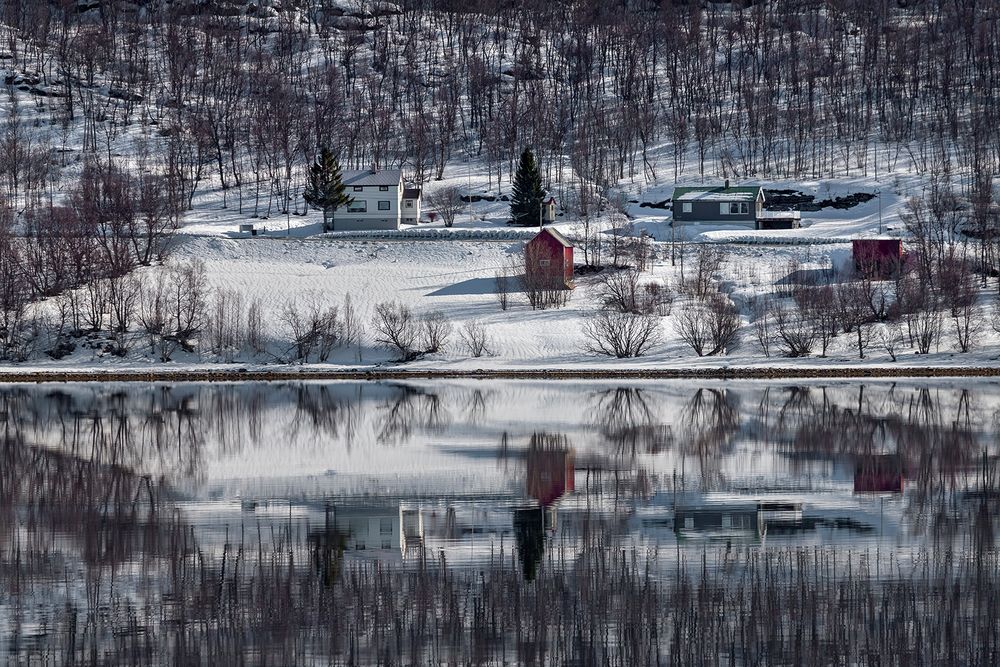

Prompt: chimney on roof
xmin=725 ymin=179 xmax=730 ymax=189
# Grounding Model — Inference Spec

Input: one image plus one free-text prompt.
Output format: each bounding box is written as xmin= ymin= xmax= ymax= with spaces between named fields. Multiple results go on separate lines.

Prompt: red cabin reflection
xmin=854 ymin=454 xmax=904 ymax=494
xmin=526 ymin=442 xmax=575 ymax=506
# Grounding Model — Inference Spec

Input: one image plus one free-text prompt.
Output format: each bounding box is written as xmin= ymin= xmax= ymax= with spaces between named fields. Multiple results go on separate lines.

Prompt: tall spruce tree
xmin=510 ymin=148 xmax=546 ymax=226
xmin=303 ymin=147 xmax=353 ymax=231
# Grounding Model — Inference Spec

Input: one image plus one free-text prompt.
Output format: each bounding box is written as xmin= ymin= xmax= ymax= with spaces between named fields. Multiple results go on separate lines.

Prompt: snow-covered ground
xmin=7 ymin=229 xmax=1000 ymax=373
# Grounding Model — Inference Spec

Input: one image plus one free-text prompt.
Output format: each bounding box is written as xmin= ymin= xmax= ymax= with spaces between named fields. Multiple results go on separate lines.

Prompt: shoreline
xmin=1 ymin=365 xmax=999 ymax=383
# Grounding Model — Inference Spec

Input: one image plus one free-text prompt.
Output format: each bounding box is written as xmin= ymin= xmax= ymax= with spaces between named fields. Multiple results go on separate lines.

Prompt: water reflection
xmin=4 ymin=380 xmax=1000 ymax=662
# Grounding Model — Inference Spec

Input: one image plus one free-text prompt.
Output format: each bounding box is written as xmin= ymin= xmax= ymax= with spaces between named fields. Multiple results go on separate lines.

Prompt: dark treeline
xmin=1 ymin=0 xmax=999 ymax=208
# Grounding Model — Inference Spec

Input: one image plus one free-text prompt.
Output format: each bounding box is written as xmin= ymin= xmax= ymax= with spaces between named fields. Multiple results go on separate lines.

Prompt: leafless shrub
xmin=167 ymin=259 xmax=208 ymax=351
xmin=795 ymin=285 xmax=838 ymax=356
xmin=84 ymin=277 xmax=109 ymax=332
xmin=583 ymin=310 xmax=661 ymax=358
xmin=598 ymin=267 xmax=641 ymax=313
xmin=372 ymin=301 xmax=419 ymax=361
xmin=246 ymin=298 xmax=266 ymax=356
xmin=673 ymin=294 xmax=740 ymax=356
xmin=837 ymin=282 xmax=876 ymax=359
xmin=748 ymin=295 xmax=773 ymax=357
xmin=208 ymin=288 xmax=246 ymax=361
xmin=460 ymin=319 xmax=494 ymax=358
xmin=282 ymin=298 xmax=341 ymax=363
xmin=952 ymin=303 xmax=983 ymax=353
xmin=107 ymin=273 xmax=140 ymax=355
xmin=139 ymin=273 xmax=171 ymax=360
xmin=681 ymin=246 xmax=723 ymax=299
xmin=425 ymin=185 xmax=467 ymax=228
xmin=340 ymin=292 xmax=364 ymax=362
xmin=914 ymin=306 xmax=943 ymax=354
xmin=495 ymin=264 xmax=512 ymax=311
xmin=879 ymin=321 xmax=905 ymax=361
xmin=774 ymin=304 xmax=816 ymax=357
xmin=639 ymin=281 xmax=673 ymax=316
xmin=420 ymin=311 xmax=452 ymax=353
xmin=281 ymin=301 xmax=313 ymax=362
xmin=939 ymin=256 xmax=978 ymax=316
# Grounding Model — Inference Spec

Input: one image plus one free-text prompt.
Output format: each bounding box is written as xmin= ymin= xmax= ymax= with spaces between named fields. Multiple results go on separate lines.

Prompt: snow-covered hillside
xmin=0 ymin=1 xmax=999 ymax=372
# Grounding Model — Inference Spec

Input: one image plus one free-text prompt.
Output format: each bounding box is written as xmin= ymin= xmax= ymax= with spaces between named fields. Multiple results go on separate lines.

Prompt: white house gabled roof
xmin=342 ymin=169 xmax=403 ymax=187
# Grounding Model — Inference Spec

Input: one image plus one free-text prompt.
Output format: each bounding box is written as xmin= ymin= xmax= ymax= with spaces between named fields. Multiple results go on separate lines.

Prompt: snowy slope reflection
xmin=3 ymin=380 xmax=1000 ymax=663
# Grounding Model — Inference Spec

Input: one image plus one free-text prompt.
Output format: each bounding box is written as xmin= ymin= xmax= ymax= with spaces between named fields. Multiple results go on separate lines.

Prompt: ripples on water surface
xmin=3 ymin=380 xmax=1000 ymax=664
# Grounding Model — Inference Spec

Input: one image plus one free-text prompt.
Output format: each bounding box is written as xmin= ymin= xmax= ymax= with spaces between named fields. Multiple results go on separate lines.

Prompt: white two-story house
xmin=329 ymin=169 xmax=421 ymax=231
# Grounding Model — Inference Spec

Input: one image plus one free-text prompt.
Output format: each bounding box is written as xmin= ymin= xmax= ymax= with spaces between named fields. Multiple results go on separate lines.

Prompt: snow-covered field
xmin=9 ymin=227 xmax=999 ymax=373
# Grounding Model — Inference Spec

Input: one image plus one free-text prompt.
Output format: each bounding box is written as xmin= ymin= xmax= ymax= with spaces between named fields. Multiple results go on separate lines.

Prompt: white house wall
xmin=335 ymin=183 xmax=403 ymax=231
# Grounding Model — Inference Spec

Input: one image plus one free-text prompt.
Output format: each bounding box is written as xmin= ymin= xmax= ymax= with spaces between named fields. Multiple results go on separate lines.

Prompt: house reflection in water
xmin=399 ymin=506 xmax=424 ymax=558
xmin=332 ymin=504 xmax=404 ymax=555
xmin=673 ymin=502 xmax=804 ymax=540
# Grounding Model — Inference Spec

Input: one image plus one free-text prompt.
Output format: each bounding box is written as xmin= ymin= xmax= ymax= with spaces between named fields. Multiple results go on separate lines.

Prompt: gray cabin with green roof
xmin=672 ymin=183 xmax=765 ymax=226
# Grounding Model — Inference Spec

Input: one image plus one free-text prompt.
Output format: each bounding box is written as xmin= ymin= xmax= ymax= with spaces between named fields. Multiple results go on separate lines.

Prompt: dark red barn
xmin=525 ymin=228 xmax=574 ymax=290
xmin=853 ymin=239 xmax=903 ymax=278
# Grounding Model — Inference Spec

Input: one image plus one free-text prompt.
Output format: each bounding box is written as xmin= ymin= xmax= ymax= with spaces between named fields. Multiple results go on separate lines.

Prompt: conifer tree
xmin=303 ymin=147 xmax=353 ymax=231
xmin=510 ymin=148 xmax=546 ymax=226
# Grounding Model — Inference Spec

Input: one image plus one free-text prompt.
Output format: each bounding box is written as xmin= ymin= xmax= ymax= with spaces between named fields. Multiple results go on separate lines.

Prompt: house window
xmin=682 ymin=203 xmax=692 ymax=213
xmin=379 ymin=185 xmax=389 ymax=191
xmin=378 ymin=200 xmax=391 ymax=211
xmin=539 ymin=259 xmax=551 ymax=267
xmin=353 ymin=186 xmax=364 ymax=192
xmin=728 ymin=202 xmax=749 ymax=215
xmin=348 ymin=201 xmax=367 ymax=213
xmin=380 ymin=518 xmax=393 ymax=535
xmin=404 ymin=200 xmax=413 ymax=208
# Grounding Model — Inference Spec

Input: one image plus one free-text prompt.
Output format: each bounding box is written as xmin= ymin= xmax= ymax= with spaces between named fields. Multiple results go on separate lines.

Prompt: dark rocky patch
xmin=764 ymin=189 xmax=876 ymax=212
xmin=639 ymin=199 xmax=671 ymax=210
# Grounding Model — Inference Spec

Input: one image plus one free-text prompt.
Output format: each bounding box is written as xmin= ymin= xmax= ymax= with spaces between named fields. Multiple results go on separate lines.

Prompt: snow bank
xmin=322 ymin=227 xmax=539 ymax=241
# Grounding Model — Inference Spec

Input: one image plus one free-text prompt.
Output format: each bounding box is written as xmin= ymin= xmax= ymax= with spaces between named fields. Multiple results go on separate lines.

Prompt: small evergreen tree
xmin=303 ymin=147 xmax=353 ymax=231
xmin=510 ymin=147 xmax=546 ymax=226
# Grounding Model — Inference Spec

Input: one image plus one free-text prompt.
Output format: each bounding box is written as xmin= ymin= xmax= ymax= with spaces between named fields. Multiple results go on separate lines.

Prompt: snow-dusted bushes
xmin=279 ymin=293 xmax=366 ymax=364
xmin=282 ymin=299 xmax=342 ymax=363
xmin=673 ymin=293 xmax=741 ymax=357
xmin=459 ymin=320 xmax=494 ymax=358
xmin=138 ymin=260 xmax=209 ymax=361
xmin=371 ymin=302 xmax=453 ymax=361
xmin=582 ymin=311 xmax=661 ymax=359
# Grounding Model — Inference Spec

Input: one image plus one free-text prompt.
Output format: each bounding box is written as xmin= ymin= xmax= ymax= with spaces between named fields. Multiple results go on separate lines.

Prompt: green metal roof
xmin=672 ymin=185 xmax=763 ymax=202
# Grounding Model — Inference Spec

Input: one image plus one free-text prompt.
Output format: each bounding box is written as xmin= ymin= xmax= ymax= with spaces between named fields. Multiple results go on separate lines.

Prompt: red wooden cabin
xmin=525 ymin=228 xmax=574 ymax=290
xmin=852 ymin=239 xmax=903 ymax=278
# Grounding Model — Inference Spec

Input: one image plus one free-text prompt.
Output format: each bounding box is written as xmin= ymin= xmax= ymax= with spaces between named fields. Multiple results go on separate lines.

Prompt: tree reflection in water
xmin=3 ymin=381 xmax=1000 ymax=662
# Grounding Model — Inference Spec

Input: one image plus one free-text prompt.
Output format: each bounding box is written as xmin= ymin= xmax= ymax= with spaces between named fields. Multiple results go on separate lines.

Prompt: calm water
xmin=3 ymin=380 xmax=1000 ymax=664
